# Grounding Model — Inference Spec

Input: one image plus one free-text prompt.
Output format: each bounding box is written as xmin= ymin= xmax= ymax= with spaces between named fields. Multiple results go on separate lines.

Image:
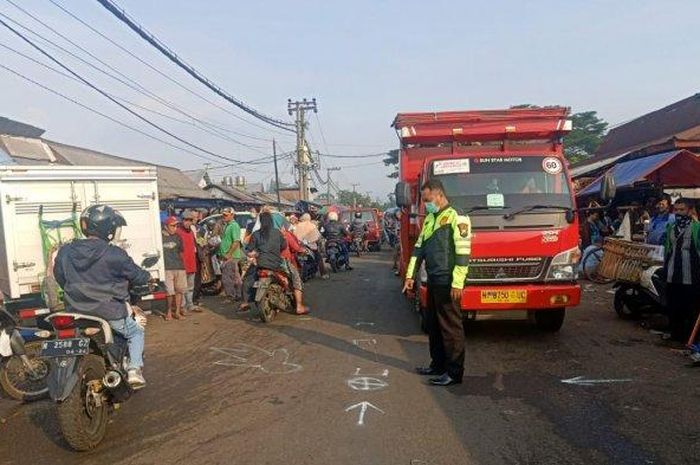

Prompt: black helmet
xmin=354 ymin=211 xmax=362 ymax=219
xmin=80 ymin=204 xmax=127 ymax=241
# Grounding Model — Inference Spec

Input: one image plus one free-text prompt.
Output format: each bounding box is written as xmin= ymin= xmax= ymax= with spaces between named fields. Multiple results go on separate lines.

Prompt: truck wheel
xmin=614 ymin=287 xmax=641 ymax=320
xmin=57 ymin=355 xmax=108 ymax=451
xmin=534 ymin=308 xmax=566 ymax=332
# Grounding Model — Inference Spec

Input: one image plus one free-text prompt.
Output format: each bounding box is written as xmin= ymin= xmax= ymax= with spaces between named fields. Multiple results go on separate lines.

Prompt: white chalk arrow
xmin=345 ymin=401 xmax=384 ymax=426
xmin=561 ymin=376 xmax=633 ymax=386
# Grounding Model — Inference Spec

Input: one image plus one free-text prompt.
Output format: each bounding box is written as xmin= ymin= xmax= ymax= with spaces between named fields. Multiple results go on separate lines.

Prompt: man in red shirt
xmin=177 ymin=211 xmax=202 ymax=313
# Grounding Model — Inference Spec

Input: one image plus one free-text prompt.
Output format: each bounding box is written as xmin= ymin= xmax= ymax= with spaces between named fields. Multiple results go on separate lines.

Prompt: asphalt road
xmin=1 ymin=251 xmax=698 ymax=465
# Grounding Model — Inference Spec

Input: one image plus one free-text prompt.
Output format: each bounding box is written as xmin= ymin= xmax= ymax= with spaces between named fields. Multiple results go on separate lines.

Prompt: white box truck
xmin=0 ymin=166 xmax=165 ymax=312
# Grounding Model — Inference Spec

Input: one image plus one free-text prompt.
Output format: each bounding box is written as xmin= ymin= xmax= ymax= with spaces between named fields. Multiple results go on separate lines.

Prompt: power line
xmin=0 ymin=39 xmax=274 ymax=157
xmin=0 ymin=6 xmax=270 ymax=154
xmin=46 ymin=0 xmax=293 ymax=140
xmin=317 ymin=151 xmax=390 ymax=159
xmin=0 ymin=15 xmax=271 ymax=166
xmin=0 ymin=60 xmax=272 ymax=171
xmin=94 ymin=0 xmax=294 ymax=132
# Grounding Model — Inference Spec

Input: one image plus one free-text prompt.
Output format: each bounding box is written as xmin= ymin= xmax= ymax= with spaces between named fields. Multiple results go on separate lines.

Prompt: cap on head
xmin=183 ymin=210 xmax=195 ymax=220
xmin=222 ymin=207 xmax=235 ymax=217
xmin=164 ymin=216 xmax=179 ymax=226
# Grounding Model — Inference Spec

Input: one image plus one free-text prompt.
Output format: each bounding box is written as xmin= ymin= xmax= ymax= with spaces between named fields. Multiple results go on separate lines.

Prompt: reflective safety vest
xmin=405 ymin=206 xmax=471 ymax=288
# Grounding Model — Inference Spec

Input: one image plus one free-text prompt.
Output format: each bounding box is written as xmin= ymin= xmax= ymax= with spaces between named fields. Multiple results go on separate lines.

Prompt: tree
xmin=383 ymin=149 xmax=399 ymax=179
xmin=335 ymin=189 xmax=385 ymax=210
xmin=564 ymin=111 xmax=608 ymax=163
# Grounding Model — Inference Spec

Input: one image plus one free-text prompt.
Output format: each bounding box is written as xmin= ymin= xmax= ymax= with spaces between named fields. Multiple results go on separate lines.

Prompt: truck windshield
xmin=432 ymin=156 xmax=573 ymax=214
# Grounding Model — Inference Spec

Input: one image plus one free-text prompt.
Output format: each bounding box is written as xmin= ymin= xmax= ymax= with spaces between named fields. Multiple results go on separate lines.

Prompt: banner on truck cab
xmin=434 ymin=159 xmax=470 ymax=175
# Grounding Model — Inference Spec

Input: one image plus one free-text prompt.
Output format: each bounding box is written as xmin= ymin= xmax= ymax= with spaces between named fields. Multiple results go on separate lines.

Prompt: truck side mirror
xmin=600 ymin=171 xmax=616 ymax=203
xmin=395 ymin=182 xmax=411 ymax=208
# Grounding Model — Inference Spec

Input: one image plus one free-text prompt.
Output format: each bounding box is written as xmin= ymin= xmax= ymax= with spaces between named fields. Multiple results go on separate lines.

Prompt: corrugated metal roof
xmin=594 ymin=93 xmax=700 ymax=161
xmin=570 ymin=152 xmax=628 ymax=178
xmin=0 ymin=134 xmax=211 ymax=200
xmin=0 ymin=116 xmax=45 ymax=138
xmin=0 ymin=135 xmax=57 ymax=161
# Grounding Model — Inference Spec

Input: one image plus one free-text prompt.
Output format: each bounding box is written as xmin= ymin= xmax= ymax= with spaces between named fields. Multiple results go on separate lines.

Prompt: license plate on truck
xmin=41 ymin=338 xmax=90 ymax=357
xmin=480 ymin=290 xmax=527 ymax=304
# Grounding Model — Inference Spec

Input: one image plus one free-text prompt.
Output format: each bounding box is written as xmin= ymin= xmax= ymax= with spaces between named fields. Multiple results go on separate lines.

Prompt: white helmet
xmin=328 ymin=211 xmax=339 ymax=221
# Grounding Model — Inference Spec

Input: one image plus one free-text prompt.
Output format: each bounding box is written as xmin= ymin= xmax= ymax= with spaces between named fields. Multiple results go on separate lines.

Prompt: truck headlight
xmin=546 ymin=247 xmax=581 ymax=281
xmin=419 ymin=263 xmax=428 ymax=284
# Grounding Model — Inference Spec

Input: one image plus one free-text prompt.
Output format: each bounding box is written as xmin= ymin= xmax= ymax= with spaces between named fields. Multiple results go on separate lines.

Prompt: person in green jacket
xmin=403 ymin=179 xmax=471 ymax=386
xmin=664 ymin=198 xmax=700 ymax=343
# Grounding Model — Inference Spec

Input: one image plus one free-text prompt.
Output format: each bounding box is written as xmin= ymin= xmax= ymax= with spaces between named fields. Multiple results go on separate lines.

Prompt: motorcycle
xmin=326 ymin=239 xmax=349 ymax=273
xmin=0 ymin=306 xmax=51 ymax=402
xmin=613 ymin=266 xmax=667 ymax=320
xmin=297 ymin=242 xmax=318 ymax=282
xmin=251 ymin=268 xmax=295 ymax=323
xmin=42 ymin=257 xmax=163 ymax=451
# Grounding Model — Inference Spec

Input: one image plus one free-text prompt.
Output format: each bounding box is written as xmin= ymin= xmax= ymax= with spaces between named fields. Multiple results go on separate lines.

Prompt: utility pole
xmin=351 ymin=183 xmax=360 ymax=209
xmin=325 ymin=167 xmax=340 ymax=205
xmin=272 ymin=139 xmax=281 ymax=205
xmin=287 ymin=98 xmax=317 ymax=201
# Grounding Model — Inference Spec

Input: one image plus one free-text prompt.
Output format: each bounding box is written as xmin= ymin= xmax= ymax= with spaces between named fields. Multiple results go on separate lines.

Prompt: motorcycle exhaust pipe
xmin=103 ymin=370 xmax=132 ymax=402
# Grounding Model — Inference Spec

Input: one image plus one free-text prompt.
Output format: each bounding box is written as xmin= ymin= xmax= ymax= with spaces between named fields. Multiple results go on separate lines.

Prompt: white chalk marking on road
xmin=347 ymin=376 xmax=389 ymax=391
xmin=345 ymin=401 xmax=384 ymax=426
xmin=352 ymin=338 xmax=380 ymax=361
xmin=354 ymin=367 xmax=389 ymax=377
xmin=353 ymin=338 xmax=377 ymax=345
xmin=355 ymin=322 xmax=375 ymax=327
xmin=211 ymin=345 xmax=302 ymax=374
xmin=561 ymin=376 xmax=633 ymax=386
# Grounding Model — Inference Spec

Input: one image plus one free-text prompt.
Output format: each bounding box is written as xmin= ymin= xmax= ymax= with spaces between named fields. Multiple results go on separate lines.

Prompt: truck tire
xmin=57 ymin=355 xmax=108 ymax=451
xmin=534 ymin=308 xmax=566 ymax=332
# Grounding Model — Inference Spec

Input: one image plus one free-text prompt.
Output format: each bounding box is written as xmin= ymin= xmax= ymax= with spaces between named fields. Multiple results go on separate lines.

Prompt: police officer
xmin=402 ymin=179 xmax=471 ymax=386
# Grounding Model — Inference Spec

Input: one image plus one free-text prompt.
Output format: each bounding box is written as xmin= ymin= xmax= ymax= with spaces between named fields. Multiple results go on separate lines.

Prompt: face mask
xmin=425 ymin=202 xmax=439 ymax=214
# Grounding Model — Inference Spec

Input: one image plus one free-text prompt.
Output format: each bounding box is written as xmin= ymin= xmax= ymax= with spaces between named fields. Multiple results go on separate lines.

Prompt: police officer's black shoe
xmin=415 ymin=366 xmax=444 ymax=376
xmin=428 ymin=373 xmax=461 ymax=386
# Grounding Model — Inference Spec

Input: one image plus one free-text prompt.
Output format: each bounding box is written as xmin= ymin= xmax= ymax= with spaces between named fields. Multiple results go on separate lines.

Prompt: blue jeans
xmin=109 ymin=317 xmax=145 ymax=370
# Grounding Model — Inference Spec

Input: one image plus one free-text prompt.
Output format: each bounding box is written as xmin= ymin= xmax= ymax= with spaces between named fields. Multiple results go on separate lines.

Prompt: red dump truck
xmin=393 ymin=107 xmax=587 ymax=332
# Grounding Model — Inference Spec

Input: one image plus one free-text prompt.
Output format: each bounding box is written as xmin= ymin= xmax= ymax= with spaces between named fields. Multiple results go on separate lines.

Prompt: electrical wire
xmin=45 ymin=0 xmax=293 ymax=140
xmin=0 ymin=40 xmax=274 ymax=158
xmin=0 ymin=6 xmax=270 ymax=154
xmin=94 ymin=0 xmax=294 ymax=132
xmin=317 ymin=151 xmax=390 ymax=159
xmin=0 ymin=15 xmax=272 ymax=165
xmin=0 ymin=60 xmax=273 ymax=172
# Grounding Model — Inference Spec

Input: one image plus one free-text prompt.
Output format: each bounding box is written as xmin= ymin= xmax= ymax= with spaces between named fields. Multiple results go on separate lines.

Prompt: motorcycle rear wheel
xmin=57 ymin=355 xmax=108 ymax=451
xmin=0 ymin=341 xmax=49 ymax=402
xmin=258 ymin=295 xmax=277 ymax=323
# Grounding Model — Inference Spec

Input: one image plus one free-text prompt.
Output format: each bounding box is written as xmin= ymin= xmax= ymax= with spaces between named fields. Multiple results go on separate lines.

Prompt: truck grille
xmin=467 ymin=257 xmax=547 ymax=282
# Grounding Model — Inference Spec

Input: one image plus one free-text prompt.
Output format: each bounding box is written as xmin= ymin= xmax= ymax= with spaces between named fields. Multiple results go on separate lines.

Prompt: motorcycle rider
xmin=350 ymin=211 xmax=369 ymax=252
xmin=53 ymin=205 xmax=151 ymax=389
xmin=322 ymin=211 xmax=352 ymax=270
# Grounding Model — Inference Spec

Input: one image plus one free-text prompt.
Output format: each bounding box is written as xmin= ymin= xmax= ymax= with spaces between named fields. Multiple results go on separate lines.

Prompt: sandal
xmin=164 ymin=314 xmax=173 ymax=321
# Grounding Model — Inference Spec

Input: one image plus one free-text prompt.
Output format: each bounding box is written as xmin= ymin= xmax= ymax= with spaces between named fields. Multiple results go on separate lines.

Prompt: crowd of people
xmin=580 ymin=194 xmax=700 ymax=349
xmin=157 ymin=205 xmax=401 ymax=320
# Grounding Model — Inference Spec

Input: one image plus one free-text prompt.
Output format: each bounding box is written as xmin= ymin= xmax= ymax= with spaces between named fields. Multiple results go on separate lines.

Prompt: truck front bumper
xmin=419 ymin=282 xmax=581 ymax=311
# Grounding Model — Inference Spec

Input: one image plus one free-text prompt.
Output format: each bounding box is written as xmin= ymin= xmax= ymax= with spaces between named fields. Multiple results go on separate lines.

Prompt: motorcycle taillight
xmin=51 ymin=315 xmax=75 ymax=330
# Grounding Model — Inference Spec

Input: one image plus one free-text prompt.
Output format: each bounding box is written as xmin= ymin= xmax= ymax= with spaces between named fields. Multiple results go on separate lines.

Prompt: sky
xmin=2 ymin=0 xmax=700 ymax=201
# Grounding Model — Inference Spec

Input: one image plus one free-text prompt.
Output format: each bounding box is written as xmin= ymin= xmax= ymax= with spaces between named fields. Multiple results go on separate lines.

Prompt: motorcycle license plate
xmin=480 ymin=290 xmax=527 ymax=304
xmin=41 ymin=338 xmax=90 ymax=357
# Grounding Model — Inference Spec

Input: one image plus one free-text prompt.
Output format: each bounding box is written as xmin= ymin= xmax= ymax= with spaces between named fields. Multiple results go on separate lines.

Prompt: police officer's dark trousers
xmin=426 ymin=284 xmax=465 ymax=381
